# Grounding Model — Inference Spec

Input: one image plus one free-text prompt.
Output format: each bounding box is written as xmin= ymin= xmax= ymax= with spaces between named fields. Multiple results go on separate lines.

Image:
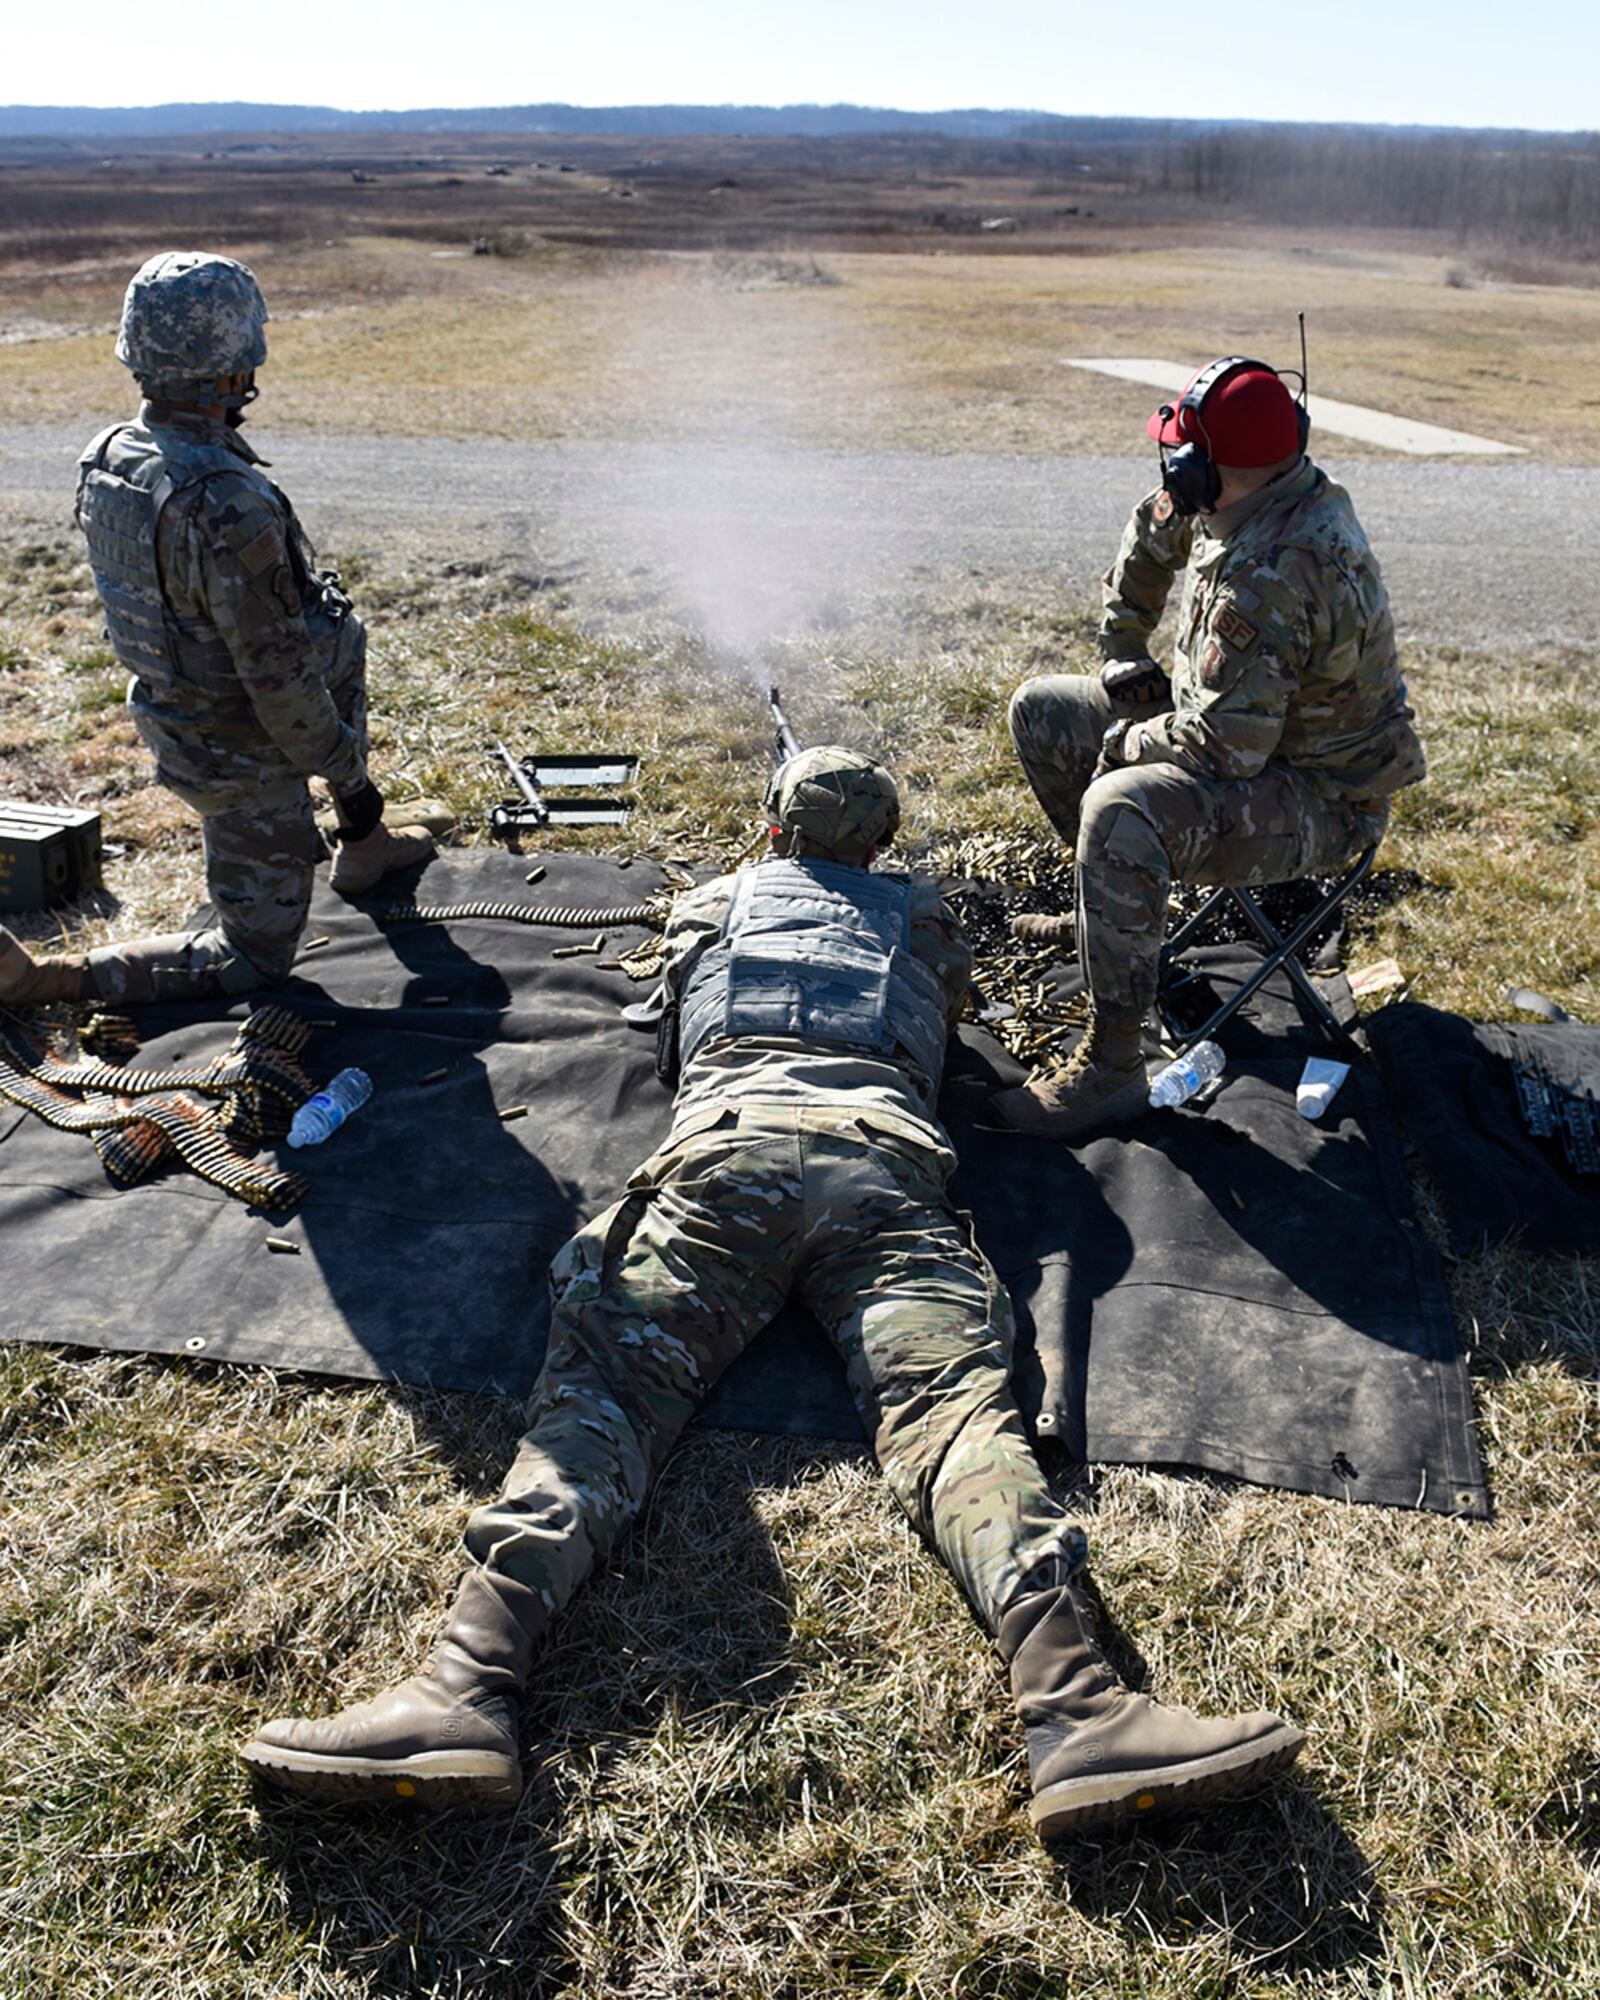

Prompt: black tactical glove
xmin=333 ymin=778 xmax=385 ymax=842
xmin=1091 ymin=718 xmax=1140 ymax=783
xmin=1099 ymin=657 xmax=1171 ymax=710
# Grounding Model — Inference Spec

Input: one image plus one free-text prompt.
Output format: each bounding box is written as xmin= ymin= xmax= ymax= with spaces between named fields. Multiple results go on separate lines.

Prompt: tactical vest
xmin=678 ymin=858 xmax=949 ymax=1094
xmin=74 ymin=421 xmax=356 ymax=704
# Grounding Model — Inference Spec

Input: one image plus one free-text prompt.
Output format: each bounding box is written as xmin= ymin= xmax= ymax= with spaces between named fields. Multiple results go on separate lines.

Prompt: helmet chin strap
xmin=223 ymin=371 xmax=259 ymax=428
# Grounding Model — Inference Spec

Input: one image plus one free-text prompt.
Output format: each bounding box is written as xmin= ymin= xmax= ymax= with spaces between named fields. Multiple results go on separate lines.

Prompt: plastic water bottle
xmin=1148 ymin=1040 xmax=1226 ymax=1110
xmin=288 ymin=1067 xmax=373 ymax=1148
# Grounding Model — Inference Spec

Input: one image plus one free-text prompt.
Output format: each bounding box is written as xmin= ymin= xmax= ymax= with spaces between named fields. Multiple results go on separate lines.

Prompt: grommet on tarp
xmin=185 ymin=1336 xmax=206 ymax=1351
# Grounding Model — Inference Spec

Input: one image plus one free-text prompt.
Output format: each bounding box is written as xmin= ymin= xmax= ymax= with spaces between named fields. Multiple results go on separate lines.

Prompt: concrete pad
xmin=1064 ymin=358 xmax=1525 ymax=457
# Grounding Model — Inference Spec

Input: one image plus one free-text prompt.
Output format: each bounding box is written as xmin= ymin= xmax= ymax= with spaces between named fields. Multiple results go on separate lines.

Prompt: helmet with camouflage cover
xmin=115 ymin=251 xmax=269 ymax=401
xmin=765 ymin=745 xmax=900 ymax=862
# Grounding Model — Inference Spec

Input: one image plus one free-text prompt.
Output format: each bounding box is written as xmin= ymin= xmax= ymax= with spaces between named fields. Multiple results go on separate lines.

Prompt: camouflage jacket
xmin=659 ymin=860 xmax=972 ymax=1154
xmin=75 ymin=406 xmax=368 ymax=814
xmin=1098 ymin=457 xmax=1426 ymax=805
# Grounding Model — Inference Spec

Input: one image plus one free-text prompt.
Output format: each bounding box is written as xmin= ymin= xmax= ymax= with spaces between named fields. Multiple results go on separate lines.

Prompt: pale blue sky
xmin=6 ymin=0 xmax=1596 ymax=133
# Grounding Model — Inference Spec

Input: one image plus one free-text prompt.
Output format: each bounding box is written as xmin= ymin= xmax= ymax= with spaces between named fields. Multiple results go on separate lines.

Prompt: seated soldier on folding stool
xmin=241 ymin=747 xmax=1305 ymax=1838
xmin=998 ymin=356 xmax=1426 ymax=1139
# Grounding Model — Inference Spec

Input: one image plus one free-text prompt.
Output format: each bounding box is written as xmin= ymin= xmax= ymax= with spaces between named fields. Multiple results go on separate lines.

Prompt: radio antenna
xmin=1298 ymin=310 xmax=1309 ymax=408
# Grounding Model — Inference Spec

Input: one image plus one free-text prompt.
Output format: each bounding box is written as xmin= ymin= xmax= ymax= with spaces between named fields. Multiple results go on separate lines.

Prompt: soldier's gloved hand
xmin=1099 ymin=656 xmax=1171 ymax=709
xmin=1091 ymin=719 xmax=1140 ymax=783
xmin=333 ymin=778 xmax=385 ymax=842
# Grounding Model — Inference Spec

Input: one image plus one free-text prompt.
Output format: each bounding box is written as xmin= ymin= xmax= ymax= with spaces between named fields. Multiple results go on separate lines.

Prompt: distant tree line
xmin=1154 ymin=125 xmax=1600 ymax=259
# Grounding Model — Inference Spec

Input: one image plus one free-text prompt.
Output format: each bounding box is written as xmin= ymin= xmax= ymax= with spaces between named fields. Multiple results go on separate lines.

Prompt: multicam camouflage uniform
xmin=74 ymin=252 xmax=372 ymax=999
xmin=243 ymin=750 xmax=1305 ymax=1833
xmin=1010 ymin=457 xmax=1426 ymax=1024
xmin=465 ymin=861 xmax=1085 ymax=1636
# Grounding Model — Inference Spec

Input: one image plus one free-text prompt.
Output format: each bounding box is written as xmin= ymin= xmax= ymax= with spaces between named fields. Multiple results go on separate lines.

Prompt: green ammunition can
xmin=0 ymin=802 xmax=103 ymax=909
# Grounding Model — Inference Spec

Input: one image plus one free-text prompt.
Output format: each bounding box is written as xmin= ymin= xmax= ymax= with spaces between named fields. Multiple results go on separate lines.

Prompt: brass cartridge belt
xmin=379 ymin=898 xmax=662 ymax=930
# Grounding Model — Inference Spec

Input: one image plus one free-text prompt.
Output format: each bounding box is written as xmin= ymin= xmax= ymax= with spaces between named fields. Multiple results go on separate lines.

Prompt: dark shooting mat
xmin=941 ymin=948 xmax=1486 ymax=1520
xmin=1366 ymin=1000 xmax=1600 ymax=1255
xmin=0 ymin=854 xmax=1486 ymax=1517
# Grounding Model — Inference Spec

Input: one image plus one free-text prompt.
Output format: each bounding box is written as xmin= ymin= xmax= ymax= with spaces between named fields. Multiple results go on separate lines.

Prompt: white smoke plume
xmin=562 ymin=265 xmax=902 ymax=690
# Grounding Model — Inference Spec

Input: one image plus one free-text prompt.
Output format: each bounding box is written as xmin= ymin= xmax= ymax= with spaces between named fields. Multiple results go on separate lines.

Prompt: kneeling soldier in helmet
xmin=0 ymin=250 xmax=434 ymax=1011
xmin=241 ymin=747 xmax=1304 ymax=1838
xmin=999 ymin=356 xmax=1425 ymax=1139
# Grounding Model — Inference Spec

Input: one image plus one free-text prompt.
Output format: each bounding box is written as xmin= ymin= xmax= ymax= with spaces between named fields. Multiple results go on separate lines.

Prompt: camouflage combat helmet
xmin=115 ymin=251 xmax=269 ymax=401
xmin=765 ymin=745 xmax=900 ymax=861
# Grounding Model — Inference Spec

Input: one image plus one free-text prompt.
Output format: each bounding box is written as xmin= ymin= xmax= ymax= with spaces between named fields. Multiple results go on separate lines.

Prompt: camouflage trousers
xmin=87 ymin=788 xmax=325 ymax=1004
xmin=1009 ymin=673 xmax=1386 ymax=1021
xmin=91 ymin=638 xmax=370 ymax=1004
xmin=465 ymin=1105 xmax=1085 ymax=1636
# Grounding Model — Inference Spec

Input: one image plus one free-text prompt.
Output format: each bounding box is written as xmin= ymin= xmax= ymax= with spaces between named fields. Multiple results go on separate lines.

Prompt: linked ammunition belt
xmin=380 ymin=898 xmax=662 ymax=930
xmin=95 ymin=1092 xmax=309 ymax=1208
xmin=0 ymin=1004 xmax=315 ymax=1209
xmin=0 ymin=1055 xmax=129 ymax=1131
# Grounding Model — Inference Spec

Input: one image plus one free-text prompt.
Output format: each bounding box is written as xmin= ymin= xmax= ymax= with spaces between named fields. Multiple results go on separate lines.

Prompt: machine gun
xmin=769 ymin=685 xmax=802 ymax=765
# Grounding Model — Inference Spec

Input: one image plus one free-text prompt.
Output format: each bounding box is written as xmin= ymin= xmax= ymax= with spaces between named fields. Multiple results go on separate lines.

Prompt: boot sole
xmin=239 ymin=1739 xmax=522 ymax=1808
xmin=1030 ymin=1724 xmax=1305 ymax=1838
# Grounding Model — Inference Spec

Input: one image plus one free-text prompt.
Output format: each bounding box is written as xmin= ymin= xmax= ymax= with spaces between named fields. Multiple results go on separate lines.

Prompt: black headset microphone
xmin=1155 ymin=325 xmax=1312 ymax=518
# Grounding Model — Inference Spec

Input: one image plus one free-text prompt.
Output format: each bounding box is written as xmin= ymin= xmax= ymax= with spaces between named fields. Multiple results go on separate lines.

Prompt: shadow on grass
xmin=1032 ymin=1557 xmax=1385 ymax=1982
xmin=247 ymin=1440 xmax=799 ymax=2000
xmin=1053 ymin=1778 xmax=1384 ymax=1982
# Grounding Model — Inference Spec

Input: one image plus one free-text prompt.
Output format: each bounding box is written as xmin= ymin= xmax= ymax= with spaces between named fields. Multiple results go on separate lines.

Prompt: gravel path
xmin=4 ymin=424 xmax=1591 ymax=653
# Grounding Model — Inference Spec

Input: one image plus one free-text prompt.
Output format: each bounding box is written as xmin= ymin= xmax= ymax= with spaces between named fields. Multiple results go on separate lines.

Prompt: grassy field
xmin=1 ymin=156 xmax=1597 ymax=1998
xmin=0 ymin=511 xmax=1596 ymax=1999
xmin=10 ymin=225 xmax=1600 ymax=459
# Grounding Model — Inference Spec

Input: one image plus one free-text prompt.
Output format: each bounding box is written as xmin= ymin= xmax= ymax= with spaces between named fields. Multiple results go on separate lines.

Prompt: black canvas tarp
xmin=0 ymin=850 xmax=1487 ymax=1517
xmin=1367 ymin=1000 xmax=1600 ymax=1255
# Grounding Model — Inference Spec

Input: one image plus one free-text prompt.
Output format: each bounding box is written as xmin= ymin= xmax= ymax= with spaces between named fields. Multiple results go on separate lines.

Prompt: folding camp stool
xmin=1156 ymin=843 xmax=1377 ymax=1053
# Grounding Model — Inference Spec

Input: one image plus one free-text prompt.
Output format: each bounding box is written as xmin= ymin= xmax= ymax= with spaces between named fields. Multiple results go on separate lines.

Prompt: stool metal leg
xmin=1157 ymin=845 xmax=1377 ymax=1052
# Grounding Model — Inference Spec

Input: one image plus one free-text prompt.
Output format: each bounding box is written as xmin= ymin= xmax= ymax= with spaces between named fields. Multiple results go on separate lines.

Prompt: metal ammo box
xmin=0 ymin=803 xmax=104 ymax=911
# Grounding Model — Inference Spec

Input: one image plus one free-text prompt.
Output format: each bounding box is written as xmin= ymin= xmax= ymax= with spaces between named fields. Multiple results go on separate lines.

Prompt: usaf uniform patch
xmin=1214 ymin=603 xmax=1259 ymax=652
xmin=1200 ymin=640 xmax=1228 ymax=686
xmin=1152 ymin=490 xmax=1175 ymax=524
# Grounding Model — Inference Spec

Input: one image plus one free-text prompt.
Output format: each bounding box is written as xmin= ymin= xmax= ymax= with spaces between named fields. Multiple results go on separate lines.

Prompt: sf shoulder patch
xmin=1201 ymin=640 xmax=1228 ymax=687
xmin=237 ymin=525 xmax=281 ymax=575
xmin=1214 ymin=602 xmax=1259 ymax=652
xmin=1152 ymin=490 xmax=1175 ymax=524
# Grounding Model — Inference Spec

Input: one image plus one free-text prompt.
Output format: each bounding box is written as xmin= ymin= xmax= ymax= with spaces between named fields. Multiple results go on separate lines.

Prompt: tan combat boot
xmin=990 ymin=1009 xmax=1148 ymax=1139
xmin=329 ymin=822 xmax=437 ymax=897
xmin=999 ymin=1582 xmax=1305 ymax=1838
xmin=240 ymin=1567 xmax=542 ymax=1807
xmin=316 ymin=794 xmax=459 ymax=842
xmin=0 ymin=927 xmax=88 ymax=1005
xmin=1010 ymin=911 xmax=1076 ymax=947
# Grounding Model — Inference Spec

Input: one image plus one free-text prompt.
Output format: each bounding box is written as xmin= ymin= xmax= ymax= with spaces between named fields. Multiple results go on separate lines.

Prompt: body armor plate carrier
xmin=678 ymin=858 xmax=949 ymax=1097
xmin=75 ymin=422 xmax=355 ymax=707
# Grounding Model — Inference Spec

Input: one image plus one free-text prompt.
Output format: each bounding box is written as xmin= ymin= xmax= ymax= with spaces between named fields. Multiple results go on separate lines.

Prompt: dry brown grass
xmin=0 ymin=515 xmax=1597 ymax=1997
xmin=8 ymin=226 xmax=1600 ymax=459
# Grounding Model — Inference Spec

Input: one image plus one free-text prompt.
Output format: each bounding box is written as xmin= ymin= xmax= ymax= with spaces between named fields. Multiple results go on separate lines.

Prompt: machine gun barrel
xmin=768 ymin=685 xmax=803 ymax=765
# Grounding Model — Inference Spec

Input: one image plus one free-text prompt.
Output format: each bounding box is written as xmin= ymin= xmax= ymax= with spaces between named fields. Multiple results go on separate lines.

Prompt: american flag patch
xmin=238 ymin=525 xmax=280 ymax=574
